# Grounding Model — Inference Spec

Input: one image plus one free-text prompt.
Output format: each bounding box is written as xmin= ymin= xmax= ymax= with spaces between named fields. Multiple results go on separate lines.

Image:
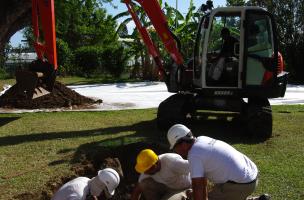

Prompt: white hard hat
xmin=97 ymin=168 xmax=120 ymax=196
xmin=167 ymin=124 xmax=191 ymax=149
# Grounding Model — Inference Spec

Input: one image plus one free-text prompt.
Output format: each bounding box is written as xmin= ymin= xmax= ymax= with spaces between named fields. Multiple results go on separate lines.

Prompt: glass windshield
xmin=206 ymin=12 xmax=241 ymax=87
xmin=194 ymin=16 xmax=209 ymax=79
xmin=246 ymin=13 xmax=275 ymax=86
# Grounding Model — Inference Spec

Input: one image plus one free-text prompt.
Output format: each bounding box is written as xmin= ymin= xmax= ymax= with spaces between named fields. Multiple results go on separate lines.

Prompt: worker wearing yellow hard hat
xmin=131 ymin=149 xmax=192 ymax=200
xmin=135 ymin=149 xmax=159 ymax=174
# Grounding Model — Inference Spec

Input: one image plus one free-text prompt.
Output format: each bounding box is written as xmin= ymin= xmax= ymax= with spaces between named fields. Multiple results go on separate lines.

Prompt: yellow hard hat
xmin=135 ymin=149 xmax=158 ymax=173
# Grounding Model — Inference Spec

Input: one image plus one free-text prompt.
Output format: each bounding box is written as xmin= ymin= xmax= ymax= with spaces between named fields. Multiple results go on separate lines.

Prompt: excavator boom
xmin=16 ymin=0 xmax=57 ymax=99
xmin=32 ymin=0 xmax=57 ymax=69
xmin=123 ymin=0 xmax=184 ymax=79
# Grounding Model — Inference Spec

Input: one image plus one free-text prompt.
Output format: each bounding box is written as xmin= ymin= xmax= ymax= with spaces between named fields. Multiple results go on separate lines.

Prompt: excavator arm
xmin=123 ymin=0 xmax=184 ymax=80
xmin=31 ymin=0 xmax=57 ymax=69
xmin=16 ymin=0 xmax=57 ymax=99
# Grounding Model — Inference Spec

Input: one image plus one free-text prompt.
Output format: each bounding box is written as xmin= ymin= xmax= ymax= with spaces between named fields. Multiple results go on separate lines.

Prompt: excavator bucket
xmin=14 ymin=0 xmax=58 ymax=99
xmin=15 ymin=59 xmax=56 ymax=99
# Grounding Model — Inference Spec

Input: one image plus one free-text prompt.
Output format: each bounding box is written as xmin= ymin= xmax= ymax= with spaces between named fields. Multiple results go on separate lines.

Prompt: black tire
xmin=157 ymin=93 xmax=195 ymax=131
xmin=246 ymin=98 xmax=272 ymax=138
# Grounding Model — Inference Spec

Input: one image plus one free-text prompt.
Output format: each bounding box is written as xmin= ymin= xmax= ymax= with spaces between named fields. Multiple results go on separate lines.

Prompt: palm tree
xmin=114 ymin=0 xmax=200 ymax=79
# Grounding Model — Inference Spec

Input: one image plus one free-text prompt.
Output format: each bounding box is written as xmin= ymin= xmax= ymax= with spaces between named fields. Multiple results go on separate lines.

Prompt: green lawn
xmin=0 ymin=75 xmax=139 ymax=90
xmin=0 ymin=106 xmax=303 ymax=199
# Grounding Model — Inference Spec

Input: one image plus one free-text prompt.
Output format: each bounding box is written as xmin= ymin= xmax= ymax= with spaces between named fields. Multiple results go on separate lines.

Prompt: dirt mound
xmin=0 ymin=81 xmax=100 ymax=109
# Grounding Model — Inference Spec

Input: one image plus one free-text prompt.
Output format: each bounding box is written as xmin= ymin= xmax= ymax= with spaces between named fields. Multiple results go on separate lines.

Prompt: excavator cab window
xmin=194 ymin=15 xmax=209 ymax=80
xmin=206 ymin=12 xmax=241 ymax=87
xmin=245 ymin=12 xmax=275 ymax=86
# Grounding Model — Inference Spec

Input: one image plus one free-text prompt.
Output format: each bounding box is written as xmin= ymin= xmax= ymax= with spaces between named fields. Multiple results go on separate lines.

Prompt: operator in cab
xmin=208 ymin=27 xmax=239 ymax=81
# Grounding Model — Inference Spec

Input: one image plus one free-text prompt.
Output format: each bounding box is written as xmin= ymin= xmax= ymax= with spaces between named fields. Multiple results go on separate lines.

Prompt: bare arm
xmin=192 ymin=177 xmax=208 ymax=200
xmin=130 ymin=183 xmax=142 ymax=200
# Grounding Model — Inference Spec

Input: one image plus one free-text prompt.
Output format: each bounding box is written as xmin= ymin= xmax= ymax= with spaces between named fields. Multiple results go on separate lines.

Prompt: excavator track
xmin=157 ymin=93 xmax=195 ymax=131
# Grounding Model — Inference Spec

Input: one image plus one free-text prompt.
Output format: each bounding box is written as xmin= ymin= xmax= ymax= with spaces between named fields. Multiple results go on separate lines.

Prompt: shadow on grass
xmin=47 ymin=117 xmax=268 ymax=174
xmin=57 ymin=113 xmax=268 ymax=173
xmin=0 ymin=118 xmax=160 ymax=147
xmin=0 ymin=114 xmax=268 ymax=147
xmin=0 ymin=117 xmax=20 ymax=127
xmin=6 ymin=115 xmax=271 ymax=200
xmin=58 ymin=115 xmax=269 ymax=200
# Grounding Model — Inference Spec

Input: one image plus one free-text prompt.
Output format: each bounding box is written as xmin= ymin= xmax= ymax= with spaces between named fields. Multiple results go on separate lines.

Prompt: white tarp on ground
xmin=0 ymin=82 xmax=303 ymax=113
xmin=69 ymin=82 xmax=304 ymax=110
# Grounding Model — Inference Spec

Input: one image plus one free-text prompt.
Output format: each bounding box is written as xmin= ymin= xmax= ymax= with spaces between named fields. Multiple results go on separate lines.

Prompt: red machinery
xmin=16 ymin=0 xmax=57 ymax=99
xmin=124 ymin=0 xmax=184 ymax=81
xmin=124 ymin=0 xmax=288 ymax=137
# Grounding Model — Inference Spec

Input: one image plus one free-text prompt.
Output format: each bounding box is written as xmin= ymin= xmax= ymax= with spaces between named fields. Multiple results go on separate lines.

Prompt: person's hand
xmin=181 ymin=189 xmax=193 ymax=200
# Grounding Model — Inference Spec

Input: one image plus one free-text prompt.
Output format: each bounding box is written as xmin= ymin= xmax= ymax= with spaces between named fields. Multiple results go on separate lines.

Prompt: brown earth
xmin=0 ymin=81 xmax=167 ymax=199
xmin=0 ymin=81 xmax=101 ymax=109
xmin=13 ymin=142 xmax=169 ymax=200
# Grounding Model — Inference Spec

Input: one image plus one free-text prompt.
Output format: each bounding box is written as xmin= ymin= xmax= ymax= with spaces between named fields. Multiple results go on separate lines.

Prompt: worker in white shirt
xmin=52 ymin=168 xmax=120 ymax=200
xmin=131 ymin=149 xmax=192 ymax=200
xmin=167 ymin=124 xmax=271 ymax=200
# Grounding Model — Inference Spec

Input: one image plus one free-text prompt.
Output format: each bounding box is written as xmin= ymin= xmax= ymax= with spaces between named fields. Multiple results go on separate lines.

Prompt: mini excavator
xmin=123 ymin=0 xmax=288 ymax=137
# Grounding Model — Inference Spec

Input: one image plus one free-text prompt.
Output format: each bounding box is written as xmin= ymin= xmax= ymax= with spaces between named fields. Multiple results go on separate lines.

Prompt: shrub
xmin=102 ymin=45 xmax=129 ymax=78
xmin=56 ymin=39 xmax=73 ymax=76
xmin=0 ymin=67 xmax=10 ymax=79
xmin=73 ymin=46 xmax=103 ymax=77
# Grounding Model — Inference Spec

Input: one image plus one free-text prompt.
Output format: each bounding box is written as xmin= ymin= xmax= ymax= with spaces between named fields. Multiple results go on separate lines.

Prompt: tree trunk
xmin=0 ymin=0 xmax=32 ymax=60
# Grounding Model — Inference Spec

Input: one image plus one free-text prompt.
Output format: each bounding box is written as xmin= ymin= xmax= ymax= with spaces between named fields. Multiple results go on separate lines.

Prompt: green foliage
xmin=163 ymin=0 xmax=199 ymax=60
xmin=73 ymin=44 xmax=129 ymax=78
xmin=54 ymin=0 xmax=127 ymax=78
xmin=19 ymin=0 xmax=129 ymax=78
xmin=56 ymin=38 xmax=73 ymax=76
xmin=114 ymin=4 xmax=154 ymax=79
xmin=73 ymin=46 xmax=103 ymax=77
xmin=208 ymin=23 xmax=223 ymax=51
xmin=102 ymin=45 xmax=130 ymax=78
xmin=226 ymin=0 xmax=245 ymax=6
xmin=0 ymin=43 xmax=12 ymax=72
xmin=55 ymin=0 xmax=118 ymax=49
xmin=0 ymin=67 xmax=10 ymax=79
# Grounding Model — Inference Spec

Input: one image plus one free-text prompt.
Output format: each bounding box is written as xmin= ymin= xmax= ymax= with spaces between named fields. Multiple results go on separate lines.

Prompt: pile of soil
xmin=0 ymin=81 xmax=101 ymax=109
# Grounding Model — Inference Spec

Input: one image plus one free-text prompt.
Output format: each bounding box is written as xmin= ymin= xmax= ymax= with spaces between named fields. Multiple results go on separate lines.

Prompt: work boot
xmin=258 ymin=194 xmax=271 ymax=200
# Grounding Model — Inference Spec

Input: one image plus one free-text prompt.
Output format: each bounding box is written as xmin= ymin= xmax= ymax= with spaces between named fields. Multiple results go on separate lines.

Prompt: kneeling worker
xmin=167 ymin=124 xmax=270 ymax=200
xmin=52 ymin=168 xmax=120 ymax=200
xmin=131 ymin=149 xmax=192 ymax=200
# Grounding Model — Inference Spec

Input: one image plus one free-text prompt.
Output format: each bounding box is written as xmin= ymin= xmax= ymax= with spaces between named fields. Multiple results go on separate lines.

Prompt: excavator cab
xmin=193 ymin=6 xmax=287 ymax=97
xmin=15 ymin=0 xmax=57 ymax=99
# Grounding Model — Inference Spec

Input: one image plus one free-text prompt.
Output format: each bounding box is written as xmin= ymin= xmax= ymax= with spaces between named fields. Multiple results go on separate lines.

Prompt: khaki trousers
xmin=139 ymin=178 xmax=188 ymax=200
xmin=209 ymin=179 xmax=258 ymax=200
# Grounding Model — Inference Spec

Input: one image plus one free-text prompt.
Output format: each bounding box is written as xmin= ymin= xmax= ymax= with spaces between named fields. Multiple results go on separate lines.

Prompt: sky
xmin=10 ymin=0 xmax=226 ymax=47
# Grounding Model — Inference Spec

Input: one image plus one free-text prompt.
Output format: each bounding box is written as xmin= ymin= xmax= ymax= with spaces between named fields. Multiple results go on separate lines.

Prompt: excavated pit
xmin=0 ymin=81 xmax=168 ymax=199
xmin=13 ymin=142 xmax=169 ymax=200
xmin=0 ymin=81 xmax=100 ymax=109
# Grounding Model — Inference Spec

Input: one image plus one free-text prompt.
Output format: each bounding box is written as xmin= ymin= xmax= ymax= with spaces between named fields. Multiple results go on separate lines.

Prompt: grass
xmin=0 ymin=106 xmax=303 ymax=199
xmin=0 ymin=75 xmax=141 ymax=90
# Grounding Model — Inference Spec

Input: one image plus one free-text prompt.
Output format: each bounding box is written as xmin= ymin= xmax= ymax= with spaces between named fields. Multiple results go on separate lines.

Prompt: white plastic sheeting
xmin=0 ymin=82 xmax=303 ymax=113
